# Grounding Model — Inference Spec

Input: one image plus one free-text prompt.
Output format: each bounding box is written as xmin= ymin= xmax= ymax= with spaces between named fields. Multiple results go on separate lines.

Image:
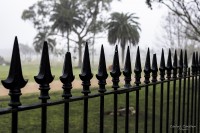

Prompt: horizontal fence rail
xmin=0 ymin=36 xmax=200 ymax=133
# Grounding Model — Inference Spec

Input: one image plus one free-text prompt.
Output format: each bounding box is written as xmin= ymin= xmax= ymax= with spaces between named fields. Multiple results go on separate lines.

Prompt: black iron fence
xmin=0 ymin=36 xmax=200 ymax=133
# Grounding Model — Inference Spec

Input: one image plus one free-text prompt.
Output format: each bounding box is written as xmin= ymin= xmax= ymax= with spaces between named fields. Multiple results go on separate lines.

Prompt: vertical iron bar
xmin=152 ymin=84 xmax=156 ymax=133
xmin=34 ymin=42 xmax=54 ymax=133
xmin=172 ymin=79 xmax=176 ymax=133
xmin=83 ymin=97 xmax=89 ymax=133
xmin=197 ymin=73 xmax=200 ymax=132
xmin=144 ymin=48 xmax=151 ymax=133
xmin=177 ymin=50 xmax=183 ymax=133
xmin=79 ymin=43 xmax=93 ymax=133
xmin=166 ymin=80 xmax=170 ymax=133
xmin=100 ymin=95 xmax=105 ymax=133
xmin=191 ymin=52 xmax=196 ymax=133
xmin=160 ymin=82 xmax=164 ymax=133
xmin=41 ymin=99 xmax=47 ymax=133
xmin=181 ymin=69 xmax=187 ymax=130
xmin=186 ymin=68 xmax=191 ymax=133
xmin=182 ymin=50 xmax=188 ymax=132
xmin=123 ymin=46 xmax=132 ymax=133
xmin=194 ymin=52 xmax=198 ymax=133
xmin=135 ymin=90 xmax=139 ymax=133
xmin=64 ymin=102 xmax=69 ymax=133
xmin=151 ymin=54 xmax=158 ymax=133
xmin=1 ymin=37 xmax=28 ymax=133
xmin=159 ymin=49 xmax=165 ymax=133
xmin=96 ymin=45 xmax=108 ymax=133
xmin=60 ymin=52 xmax=75 ymax=133
xmin=134 ymin=47 xmax=142 ymax=133
xmin=172 ymin=50 xmax=177 ymax=133
xmin=110 ymin=45 xmax=121 ymax=133
xmin=177 ymin=78 xmax=182 ymax=133
xmin=144 ymin=86 xmax=148 ymax=133
xmin=125 ymin=92 xmax=129 ymax=133
xmin=12 ymin=111 xmax=18 ymax=133
xmin=166 ymin=49 xmax=172 ymax=133
xmin=197 ymin=59 xmax=200 ymax=133
xmin=190 ymin=74 xmax=195 ymax=133
xmin=114 ymin=93 xmax=118 ymax=133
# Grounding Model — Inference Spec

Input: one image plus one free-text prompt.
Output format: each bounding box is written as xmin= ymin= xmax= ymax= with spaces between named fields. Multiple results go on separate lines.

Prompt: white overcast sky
xmin=0 ymin=0 xmax=167 ymax=50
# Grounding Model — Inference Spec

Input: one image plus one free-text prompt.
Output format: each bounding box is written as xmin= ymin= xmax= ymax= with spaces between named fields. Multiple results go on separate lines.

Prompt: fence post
xmin=1 ymin=37 xmax=28 ymax=133
xmin=182 ymin=50 xmax=188 ymax=129
xmin=110 ymin=45 xmax=121 ymax=133
xmin=159 ymin=49 xmax=165 ymax=133
xmin=177 ymin=50 xmax=183 ymax=133
xmin=79 ymin=43 xmax=93 ymax=133
xmin=166 ymin=49 xmax=172 ymax=133
xmin=144 ymin=48 xmax=151 ymax=133
xmin=194 ymin=52 xmax=199 ymax=133
xmin=134 ymin=47 xmax=142 ymax=133
xmin=197 ymin=54 xmax=200 ymax=133
xmin=96 ymin=45 xmax=108 ymax=133
xmin=60 ymin=52 xmax=75 ymax=133
xmin=34 ymin=42 xmax=54 ymax=133
xmin=151 ymin=54 xmax=158 ymax=133
xmin=123 ymin=46 xmax=132 ymax=133
xmin=172 ymin=50 xmax=177 ymax=133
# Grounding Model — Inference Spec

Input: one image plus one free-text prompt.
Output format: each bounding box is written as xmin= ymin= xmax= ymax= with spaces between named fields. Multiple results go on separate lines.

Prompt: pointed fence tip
xmin=144 ymin=48 xmax=151 ymax=73
xmin=34 ymin=41 xmax=54 ymax=84
xmin=1 ymin=37 xmax=28 ymax=107
xmin=79 ymin=42 xmax=93 ymax=81
xmin=110 ymin=44 xmax=121 ymax=77
xmin=123 ymin=46 xmax=132 ymax=76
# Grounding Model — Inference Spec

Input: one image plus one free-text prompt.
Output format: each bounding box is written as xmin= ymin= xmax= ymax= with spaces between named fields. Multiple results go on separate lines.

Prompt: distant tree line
xmin=22 ymin=0 xmax=141 ymax=67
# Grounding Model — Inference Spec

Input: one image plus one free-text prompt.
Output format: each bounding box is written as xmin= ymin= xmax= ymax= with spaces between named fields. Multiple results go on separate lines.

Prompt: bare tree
xmin=158 ymin=12 xmax=200 ymax=63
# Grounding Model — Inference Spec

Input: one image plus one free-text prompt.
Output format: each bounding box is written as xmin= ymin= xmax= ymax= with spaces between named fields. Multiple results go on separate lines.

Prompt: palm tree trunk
xmin=78 ymin=42 xmax=82 ymax=68
xmin=67 ymin=32 xmax=70 ymax=52
xmin=121 ymin=45 xmax=125 ymax=65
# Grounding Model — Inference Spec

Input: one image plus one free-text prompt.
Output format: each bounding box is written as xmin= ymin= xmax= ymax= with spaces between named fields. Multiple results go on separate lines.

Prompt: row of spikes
xmin=1 ymin=37 xmax=200 ymax=107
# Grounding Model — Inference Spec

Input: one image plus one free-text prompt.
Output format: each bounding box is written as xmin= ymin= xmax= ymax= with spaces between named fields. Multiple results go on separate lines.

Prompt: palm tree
xmin=107 ymin=12 xmax=140 ymax=64
xmin=33 ymin=31 xmax=56 ymax=53
xmin=50 ymin=0 xmax=83 ymax=52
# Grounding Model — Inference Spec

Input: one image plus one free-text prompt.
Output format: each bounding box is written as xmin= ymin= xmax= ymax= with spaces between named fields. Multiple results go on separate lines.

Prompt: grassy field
xmin=0 ymin=64 xmax=98 ymax=82
xmin=0 ymin=80 xmax=189 ymax=133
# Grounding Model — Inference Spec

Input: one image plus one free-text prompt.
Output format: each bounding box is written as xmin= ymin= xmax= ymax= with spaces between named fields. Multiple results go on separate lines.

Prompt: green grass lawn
xmin=0 ymin=80 xmax=191 ymax=133
xmin=0 ymin=64 xmax=98 ymax=82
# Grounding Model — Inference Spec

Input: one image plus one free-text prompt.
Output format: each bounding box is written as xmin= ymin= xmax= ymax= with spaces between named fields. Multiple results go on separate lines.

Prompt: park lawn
xmin=0 ymin=81 xmax=186 ymax=133
xmin=0 ymin=64 xmax=98 ymax=82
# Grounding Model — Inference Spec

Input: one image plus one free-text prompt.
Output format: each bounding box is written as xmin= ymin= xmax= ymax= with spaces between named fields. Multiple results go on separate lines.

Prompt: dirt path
xmin=0 ymin=76 xmax=144 ymax=96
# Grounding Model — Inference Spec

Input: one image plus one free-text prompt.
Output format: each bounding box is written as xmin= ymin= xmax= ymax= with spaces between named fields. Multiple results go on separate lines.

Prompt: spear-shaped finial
xmin=173 ymin=50 xmax=178 ymax=78
xmin=178 ymin=50 xmax=183 ymax=77
xmin=1 ymin=37 xmax=28 ymax=107
xmin=184 ymin=50 xmax=188 ymax=69
xmin=34 ymin=41 xmax=54 ymax=100
xmin=196 ymin=52 xmax=198 ymax=74
xmin=192 ymin=52 xmax=196 ymax=75
xmin=123 ymin=46 xmax=132 ymax=88
xmin=110 ymin=45 xmax=121 ymax=77
xmin=79 ymin=42 xmax=93 ymax=94
xmin=159 ymin=49 xmax=165 ymax=81
xmin=144 ymin=48 xmax=151 ymax=84
xmin=134 ymin=46 xmax=142 ymax=85
xmin=166 ymin=49 xmax=172 ymax=79
xmin=96 ymin=45 xmax=108 ymax=93
xmin=151 ymin=54 xmax=158 ymax=82
xmin=198 ymin=54 xmax=200 ymax=74
xmin=60 ymin=52 xmax=75 ymax=98
xmin=110 ymin=45 xmax=121 ymax=90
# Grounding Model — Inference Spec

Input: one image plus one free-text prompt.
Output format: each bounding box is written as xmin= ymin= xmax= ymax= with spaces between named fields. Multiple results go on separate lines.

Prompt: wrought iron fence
xmin=0 ymin=36 xmax=200 ymax=133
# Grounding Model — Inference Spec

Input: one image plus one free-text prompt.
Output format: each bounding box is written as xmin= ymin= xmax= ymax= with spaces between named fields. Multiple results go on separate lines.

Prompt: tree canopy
xmin=22 ymin=0 xmax=118 ymax=67
xmin=107 ymin=12 xmax=140 ymax=64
